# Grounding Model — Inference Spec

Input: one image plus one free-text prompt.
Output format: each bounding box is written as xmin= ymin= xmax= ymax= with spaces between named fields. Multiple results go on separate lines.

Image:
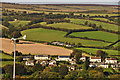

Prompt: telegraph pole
xmin=13 ymin=39 xmax=16 ymax=80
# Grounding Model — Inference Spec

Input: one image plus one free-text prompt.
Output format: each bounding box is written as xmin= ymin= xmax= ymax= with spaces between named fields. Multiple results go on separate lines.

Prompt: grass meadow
xmin=21 ymin=28 xmax=110 ymax=47
xmin=47 ymin=23 xmax=92 ymax=30
xmin=69 ymin=31 xmax=118 ymax=42
xmin=9 ymin=20 xmax=31 ymax=27
xmin=66 ymin=18 xmax=119 ymax=31
xmin=76 ymin=47 xmax=119 ymax=55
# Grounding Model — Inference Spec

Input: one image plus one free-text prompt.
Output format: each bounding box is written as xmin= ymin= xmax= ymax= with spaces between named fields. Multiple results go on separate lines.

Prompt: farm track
xmin=0 ymin=38 xmax=72 ymax=56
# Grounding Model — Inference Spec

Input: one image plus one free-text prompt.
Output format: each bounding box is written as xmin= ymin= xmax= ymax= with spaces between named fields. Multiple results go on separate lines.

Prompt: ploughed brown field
xmin=0 ymin=38 xmax=72 ymax=56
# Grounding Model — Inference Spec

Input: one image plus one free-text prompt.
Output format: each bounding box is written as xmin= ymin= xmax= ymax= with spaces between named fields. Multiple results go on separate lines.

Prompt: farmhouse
xmin=98 ymin=64 xmax=109 ymax=68
xmin=80 ymin=55 xmax=86 ymax=62
xmin=89 ymin=63 xmax=97 ymax=68
xmin=23 ymin=56 xmax=30 ymax=61
xmin=51 ymin=42 xmax=61 ymax=45
xmin=69 ymin=61 xmax=76 ymax=65
xmin=40 ymin=61 xmax=49 ymax=66
xmin=25 ymin=60 xmax=34 ymax=66
xmin=111 ymin=64 xmax=120 ymax=69
xmin=90 ymin=56 xmax=101 ymax=62
xmin=34 ymin=55 xmax=49 ymax=60
xmin=56 ymin=56 xmax=71 ymax=61
xmin=49 ymin=60 xmax=57 ymax=66
xmin=67 ymin=65 xmax=75 ymax=71
xmin=105 ymin=58 xmax=117 ymax=64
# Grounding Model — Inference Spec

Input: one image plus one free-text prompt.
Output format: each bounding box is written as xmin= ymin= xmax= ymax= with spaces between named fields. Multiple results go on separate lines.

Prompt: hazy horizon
xmin=1 ymin=2 xmax=119 ymax=5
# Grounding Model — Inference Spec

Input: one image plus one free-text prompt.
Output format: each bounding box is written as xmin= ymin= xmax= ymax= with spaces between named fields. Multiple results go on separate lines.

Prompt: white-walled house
xmin=25 ymin=61 xmax=34 ymax=66
xmin=49 ymin=60 xmax=57 ymax=66
xmin=56 ymin=56 xmax=71 ymax=61
xmin=34 ymin=55 xmax=49 ymax=60
xmin=90 ymin=56 xmax=101 ymax=62
xmin=89 ymin=63 xmax=97 ymax=68
xmin=80 ymin=55 xmax=86 ymax=62
xmin=105 ymin=58 xmax=117 ymax=64
xmin=111 ymin=64 xmax=120 ymax=69
xmin=98 ymin=64 xmax=109 ymax=68
xmin=23 ymin=56 xmax=30 ymax=61
xmin=40 ymin=61 xmax=49 ymax=66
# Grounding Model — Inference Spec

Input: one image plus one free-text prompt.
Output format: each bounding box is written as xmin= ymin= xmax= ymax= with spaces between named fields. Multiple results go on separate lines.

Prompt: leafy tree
xmin=10 ymin=31 xmax=22 ymax=38
xmin=97 ymin=25 xmax=102 ymax=30
xmin=105 ymin=15 xmax=109 ymax=18
xmin=69 ymin=12 xmax=74 ymax=16
xmin=59 ymin=65 xmax=68 ymax=76
xmin=77 ymin=43 xmax=82 ymax=47
xmin=29 ymin=56 xmax=34 ymax=60
xmin=51 ymin=66 xmax=59 ymax=73
xmin=65 ymin=70 xmax=78 ymax=79
xmin=96 ymin=50 xmax=108 ymax=61
xmin=12 ymin=51 xmax=22 ymax=56
xmin=74 ymin=50 xmax=82 ymax=64
xmin=16 ymin=56 xmax=23 ymax=62
xmin=79 ymin=14 xmax=82 ymax=17
xmin=47 ymin=20 xmax=54 ymax=24
xmin=88 ymin=23 xmax=92 ymax=27
xmin=92 ymin=24 xmax=96 ymax=28
xmin=32 ymin=64 xmax=44 ymax=72
xmin=2 ymin=20 xmax=9 ymax=27
xmin=31 ymin=71 xmax=61 ymax=79
xmin=109 ymin=74 xmax=120 ymax=78
xmin=3 ymin=64 xmax=13 ymax=77
xmin=49 ymin=12 xmax=53 ymax=15
xmin=15 ymin=64 xmax=27 ymax=76
xmin=84 ymin=21 xmax=88 ymax=25
xmin=82 ymin=59 xmax=89 ymax=70
xmin=88 ymin=70 xmax=104 ymax=78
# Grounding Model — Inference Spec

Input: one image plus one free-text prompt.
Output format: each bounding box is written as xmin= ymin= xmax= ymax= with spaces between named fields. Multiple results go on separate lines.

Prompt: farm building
xmin=98 ymin=64 xmax=109 ymax=68
xmin=23 ymin=56 xmax=30 ymax=60
xmin=49 ymin=60 xmax=57 ymax=66
xmin=105 ymin=58 xmax=117 ymax=64
xmin=80 ymin=55 xmax=86 ymax=62
xmin=90 ymin=56 xmax=101 ymax=62
xmin=25 ymin=60 xmax=34 ymax=66
xmin=34 ymin=55 xmax=49 ymax=60
xmin=56 ymin=56 xmax=71 ymax=61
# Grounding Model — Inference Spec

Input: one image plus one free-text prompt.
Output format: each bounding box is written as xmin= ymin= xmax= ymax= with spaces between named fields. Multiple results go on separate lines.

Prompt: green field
xmin=47 ymin=23 xmax=92 ymax=30
xmin=1 ymin=53 xmax=13 ymax=59
xmin=40 ymin=22 xmax=47 ymax=25
xmin=66 ymin=18 xmax=118 ymax=31
xmin=76 ymin=47 xmax=119 ymax=55
xmin=69 ymin=31 xmax=118 ymax=42
xmin=113 ymin=42 xmax=120 ymax=47
xmin=21 ymin=28 xmax=110 ymax=47
xmin=91 ymin=18 xmax=113 ymax=22
xmin=0 ymin=52 xmax=14 ymax=67
xmin=9 ymin=20 xmax=31 ymax=27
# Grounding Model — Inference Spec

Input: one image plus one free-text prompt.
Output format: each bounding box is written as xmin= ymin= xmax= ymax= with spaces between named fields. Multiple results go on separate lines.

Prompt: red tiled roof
xmin=82 ymin=55 xmax=86 ymax=57
xmin=91 ymin=57 xmax=101 ymax=59
xmin=106 ymin=58 xmax=117 ymax=60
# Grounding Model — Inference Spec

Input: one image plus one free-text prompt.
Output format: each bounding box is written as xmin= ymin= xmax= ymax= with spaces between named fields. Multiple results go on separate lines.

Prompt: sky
xmin=1 ymin=0 xmax=119 ymax=3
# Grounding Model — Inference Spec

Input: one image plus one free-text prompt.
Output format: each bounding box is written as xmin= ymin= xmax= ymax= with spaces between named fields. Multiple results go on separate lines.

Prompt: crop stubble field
xmin=0 ymin=38 xmax=72 ymax=56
